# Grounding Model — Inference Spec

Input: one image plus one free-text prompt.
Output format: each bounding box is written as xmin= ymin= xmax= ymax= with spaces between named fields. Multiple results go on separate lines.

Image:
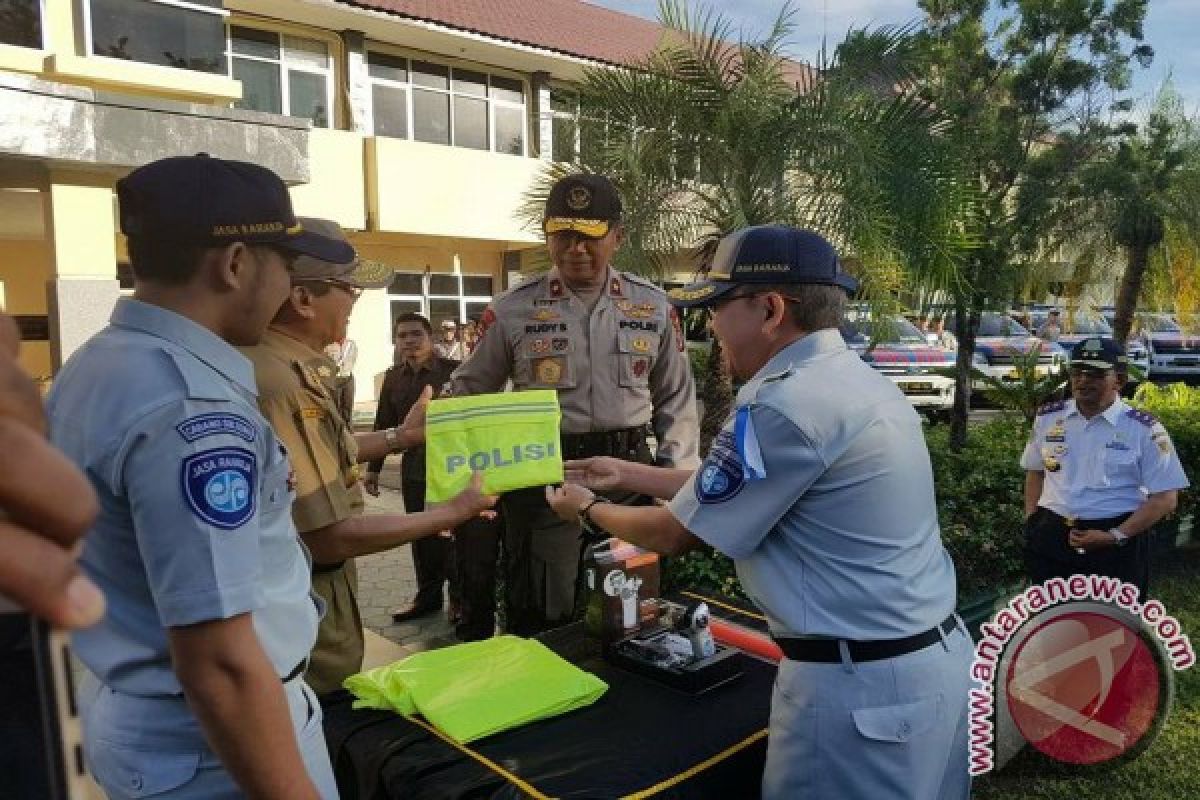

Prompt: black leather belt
xmin=1041 ymin=508 xmax=1132 ymax=530
xmin=773 ymin=614 xmax=959 ymax=663
xmin=560 ymin=427 xmax=648 ymax=459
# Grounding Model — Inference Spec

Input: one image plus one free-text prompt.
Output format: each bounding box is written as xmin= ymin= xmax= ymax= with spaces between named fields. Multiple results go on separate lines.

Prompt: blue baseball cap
xmin=117 ymin=154 xmax=355 ymax=265
xmin=668 ymin=225 xmax=859 ymax=308
xmin=1070 ymin=337 xmax=1128 ymax=370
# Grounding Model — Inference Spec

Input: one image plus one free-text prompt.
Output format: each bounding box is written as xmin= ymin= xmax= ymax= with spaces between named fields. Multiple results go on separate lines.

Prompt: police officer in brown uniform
xmin=449 ymin=175 xmax=699 ymax=634
xmin=243 ymin=217 xmax=497 ymax=696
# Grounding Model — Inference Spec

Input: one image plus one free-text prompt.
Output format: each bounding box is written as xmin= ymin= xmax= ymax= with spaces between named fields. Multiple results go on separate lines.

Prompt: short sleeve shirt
xmin=242 ymin=330 xmax=364 ymax=535
xmin=1021 ymin=397 xmax=1189 ymax=518
xmin=668 ymin=329 xmax=958 ymax=639
xmin=49 ymin=299 xmax=318 ymax=695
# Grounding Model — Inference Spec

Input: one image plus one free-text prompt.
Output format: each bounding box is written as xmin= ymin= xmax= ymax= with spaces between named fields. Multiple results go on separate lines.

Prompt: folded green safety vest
xmin=424 ymin=390 xmax=563 ymax=503
xmin=343 ymin=635 xmax=608 ymax=743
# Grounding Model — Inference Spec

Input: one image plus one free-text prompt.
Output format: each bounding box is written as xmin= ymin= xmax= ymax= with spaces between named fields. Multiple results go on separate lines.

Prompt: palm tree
xmin=1019 ymin=85 xmax=1200 ymax=347
xmin=523 ymin=0 xmax=973 ymax=451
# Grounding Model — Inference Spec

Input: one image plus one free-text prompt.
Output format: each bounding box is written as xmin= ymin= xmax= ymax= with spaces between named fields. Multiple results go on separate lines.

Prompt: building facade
xmin=0 ymin=0 xmax=675 ymax=408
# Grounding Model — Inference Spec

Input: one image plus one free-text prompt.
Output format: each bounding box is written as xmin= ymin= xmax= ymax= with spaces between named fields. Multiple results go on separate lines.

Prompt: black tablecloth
xmin=323 ymin=597 xmax=776 ymax=799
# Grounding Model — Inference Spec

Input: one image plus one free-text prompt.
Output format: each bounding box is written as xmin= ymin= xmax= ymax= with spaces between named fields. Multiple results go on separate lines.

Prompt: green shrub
xmin=1132 ymin=382 xmax=1200 ymax=523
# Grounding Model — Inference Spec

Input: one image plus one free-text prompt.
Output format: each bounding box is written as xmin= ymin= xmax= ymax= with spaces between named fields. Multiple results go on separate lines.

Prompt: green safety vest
xmin=424 ymin=390 xmax=563 ymax=503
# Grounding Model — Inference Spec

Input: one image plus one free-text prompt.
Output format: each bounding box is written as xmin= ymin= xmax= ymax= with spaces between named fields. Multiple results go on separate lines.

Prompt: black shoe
xmin=391 ymin=604 xmax=440 ymax=623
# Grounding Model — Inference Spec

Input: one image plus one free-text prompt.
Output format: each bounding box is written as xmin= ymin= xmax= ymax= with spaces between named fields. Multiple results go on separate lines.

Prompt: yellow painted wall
xmin=0 ymin=238 xmax=54 ymax=378
xmin=367 ymin=137 xmax=543 ymax=244
xmin=291 ymin=130 xmax=367 ymax=230
xmin=44 ymin=178 xmax=117 ymax=279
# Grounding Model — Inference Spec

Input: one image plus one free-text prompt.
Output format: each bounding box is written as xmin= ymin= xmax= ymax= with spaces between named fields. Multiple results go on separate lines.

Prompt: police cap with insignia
xmin=117 ymin=154 xmax=354 ymax=264
xmin=289 ymin=217 xmax=392 ymax=289
xmin=1070 ymin=337 xmax=1128 ymax=371
xmin=668 ymin=225 xmax=859 ymax=308
xmin=543 ymin=173 xmax=622 ymax=239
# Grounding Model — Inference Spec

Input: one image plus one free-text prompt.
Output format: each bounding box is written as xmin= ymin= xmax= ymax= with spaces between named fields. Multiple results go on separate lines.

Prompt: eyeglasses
xmin=297 ymin=278 xmax=363 ymax=299
xmin=708 ymin=290 xmax=802 ymax=312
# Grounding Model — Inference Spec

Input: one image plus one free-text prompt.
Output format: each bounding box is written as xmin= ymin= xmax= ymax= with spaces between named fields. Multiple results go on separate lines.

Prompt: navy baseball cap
xmin=1071 ymin=337 xmax=1128 ymax=370
xmin=668 ymin=225 xmax=859 ymax=308
xmin=543 ymin=174 xmax=622 ymax=239
xmin=117 ymin=154 xmax=355 ymax=264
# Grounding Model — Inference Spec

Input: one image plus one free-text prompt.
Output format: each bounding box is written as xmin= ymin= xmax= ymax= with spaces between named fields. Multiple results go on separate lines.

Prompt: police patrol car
xmin=943 ymin=311 xmax=1065 ymax=389
xmin=1104 ymin=311 xmax=1200 ymax=381
xmin=840 ymin=314 xmax=956 ymax=419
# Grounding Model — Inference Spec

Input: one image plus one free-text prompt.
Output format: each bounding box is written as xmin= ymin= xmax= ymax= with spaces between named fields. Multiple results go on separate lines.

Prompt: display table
xmin=323 ymin=595 xmax=776 ymax=799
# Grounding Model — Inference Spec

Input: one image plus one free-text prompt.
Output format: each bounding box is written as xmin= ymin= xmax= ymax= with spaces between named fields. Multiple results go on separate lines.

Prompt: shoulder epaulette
xmin=619 ymin=271 xmax=662 ymax=291
xmin=1125 ymin=408 xmax=1159 ymax=427
xmin=1037 ymin=400 xmax=1067 ymax=416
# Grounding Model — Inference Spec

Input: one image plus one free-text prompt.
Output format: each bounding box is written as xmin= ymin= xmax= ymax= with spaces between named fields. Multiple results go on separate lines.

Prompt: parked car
xmin=1107 ymin=311 xmax=1200 ymax=381
xmin=840 ymin=314 xmax=956 ymax=419
xmin=941 ymin=311 xmax=1065 ymax=389
xmin=1029 ymin=309 xmax=1149 ymax=378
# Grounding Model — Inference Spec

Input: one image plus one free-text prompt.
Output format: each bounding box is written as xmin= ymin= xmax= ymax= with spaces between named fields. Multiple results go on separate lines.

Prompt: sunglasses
xmin=296 ymin=278 xmax=363 ymax=299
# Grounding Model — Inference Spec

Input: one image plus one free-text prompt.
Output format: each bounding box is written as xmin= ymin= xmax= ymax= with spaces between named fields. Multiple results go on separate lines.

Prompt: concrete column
xmin=532 ymin=71 xmax=553 ymax=161
xmin=342 ymin=31 xmax=372 ymax=135
xmin=346 ymin=286 xmax=393 ymax=408
xmin=43 ymin=172 xmax=120 ymax=369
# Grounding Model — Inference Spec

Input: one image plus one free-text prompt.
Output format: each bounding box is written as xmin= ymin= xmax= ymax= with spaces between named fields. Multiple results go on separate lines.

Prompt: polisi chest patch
xmin=695 ymin=429 xmax=745 ymax=504
xmin=182 ymin=446 xmax=257 ymax=530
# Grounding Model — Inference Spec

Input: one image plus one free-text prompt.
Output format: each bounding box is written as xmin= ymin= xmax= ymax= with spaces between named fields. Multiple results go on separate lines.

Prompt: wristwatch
xmin=579 ymin=495 xmax=610 ymax=530
xmin=384 ymin=427 xmax=402 ymax=452
xmin=1109 ymin=527 xmax=1129 ymax=547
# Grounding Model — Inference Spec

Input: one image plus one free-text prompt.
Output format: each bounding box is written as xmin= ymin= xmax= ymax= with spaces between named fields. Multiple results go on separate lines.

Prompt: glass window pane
xmin=389 ymin=273 xmax=424 ymax=294
xmin=233 ymin=58 xmax=282 ymax=115
xmin=371 ymin=84 xmax=408 ymax=139
xmin=283 ymin=35 xmax=328 ymax=69
xmin=429 ymin=274 xmax=459 ymax=295
xmin=90 ymin=0 xmax=225 ymax=74
xmin=413 ymin=89 xmax=450 ymax=144
xmin=462 ymin=276 xmax=493 ymax=296
xmin=288 ymin=70 xmax=329 ymax=127
xmin=494 ymin=105 xmax=524 ymax=155
xmin=230 ymin=25 xmax=278 ymax=60
xmin=549 ymin=88 xmax=576 ymax=113
xmin=452 ymin=68 xmax=487 ymax=97
xmin=490 ymin=75 xmax=523 ymax=104
xmin=412 ymin=60 xmax=449 ymax=89
xmin=0 ymin=0 xmax=42 ymax=48
xmin=552 ymin=116 xmax=577 ymax=163
xmin=453 ymin=96 xmax=487 ymax=150
xmin=465 ymin=300 xmax=491 ymax=321
xmin=429 ymin=297 xmax=460 ymax=326
xmin=368 ymin=51 xmax=407 ymax=83
xmin=580 ymin=116 xmax=606 ymax=162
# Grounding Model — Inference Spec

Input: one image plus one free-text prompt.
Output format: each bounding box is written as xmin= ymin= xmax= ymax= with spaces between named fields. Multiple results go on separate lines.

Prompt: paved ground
xmin=355 ymin=459 xmax=461 ymax=656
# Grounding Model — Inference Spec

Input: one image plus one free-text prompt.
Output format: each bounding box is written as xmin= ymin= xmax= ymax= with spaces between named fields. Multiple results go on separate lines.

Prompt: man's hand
xmin=0 ymin=313 xmax=103 ymax=628
xmin=1068 ymin=528 xmax=1117 ymax=553
xmin=398 ymin=385 xmax=432 ymax=448
xmin=564 ymin=457 xmax=625 ymax=492
xmin=545 ymin=483 xmax=596 ymax=522
xmin=364 ymin=472 xmax=380 ymax=497
xmin=446 ymin=472 xmax=498 ymax=522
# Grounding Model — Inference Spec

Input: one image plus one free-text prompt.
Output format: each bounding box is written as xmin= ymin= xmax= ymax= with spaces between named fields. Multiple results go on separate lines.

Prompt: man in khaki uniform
xmin=244 ymin=217 xmax=496 ymax=696
xmin=450 ymin=175 xmax=699 ymax=634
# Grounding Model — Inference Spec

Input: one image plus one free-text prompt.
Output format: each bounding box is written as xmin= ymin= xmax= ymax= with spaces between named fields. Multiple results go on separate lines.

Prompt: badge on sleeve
xmin=176 ymin=413 xmax=257 ymax=443
xmin=182 ymin=447 xmax=257 ymax=530
xmin=695 ymin=430 xmax=745 ymax=504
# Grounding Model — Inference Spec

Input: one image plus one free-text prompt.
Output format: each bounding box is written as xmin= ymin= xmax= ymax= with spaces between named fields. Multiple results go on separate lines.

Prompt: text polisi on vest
xmin=445 ymin=441 xmax=559 ymax=474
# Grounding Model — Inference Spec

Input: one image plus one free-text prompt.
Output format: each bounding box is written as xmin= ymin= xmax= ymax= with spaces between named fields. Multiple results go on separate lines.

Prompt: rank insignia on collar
xmin=549 ymin=279 xmax=564 ymax=298
xmin=610 ymin=277 xmax=623 ymax=297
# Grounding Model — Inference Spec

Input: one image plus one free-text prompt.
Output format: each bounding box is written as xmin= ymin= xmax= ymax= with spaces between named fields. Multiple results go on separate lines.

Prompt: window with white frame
xmin=230 ymin=25 xmax=332 ymax=127
xmin=547 ymin=87 xmax=623 ymax=164
xmin=89 ymin=0 xmax=226 ymax=73
xmin=387 ymin=271 xmax=494 ymax=331
xmin=368 ymin=51 xmax=526 ymax=156
xmin=0 ymin=0 xmax=42 ymax=48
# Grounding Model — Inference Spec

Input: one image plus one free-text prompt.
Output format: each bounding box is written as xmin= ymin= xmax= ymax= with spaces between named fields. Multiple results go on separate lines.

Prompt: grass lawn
xmin=972 ymin=545 xmax=1200 ymax=799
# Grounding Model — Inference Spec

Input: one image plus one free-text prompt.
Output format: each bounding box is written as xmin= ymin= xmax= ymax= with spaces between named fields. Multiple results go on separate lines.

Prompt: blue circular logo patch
xmin=182 ymin=447 xmax=257 ymax=530
xmin=695 ymin=431 xmax=745 ymax=504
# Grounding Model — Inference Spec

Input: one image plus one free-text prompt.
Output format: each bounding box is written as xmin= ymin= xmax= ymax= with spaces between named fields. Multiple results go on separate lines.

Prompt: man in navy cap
xmin=546 ymin=225 xmax=972 ymax=799
xmin=1021 ymin=337 xmax=1188 ymax=597
xmin=48 ymin=155 xmax=353 ymax=798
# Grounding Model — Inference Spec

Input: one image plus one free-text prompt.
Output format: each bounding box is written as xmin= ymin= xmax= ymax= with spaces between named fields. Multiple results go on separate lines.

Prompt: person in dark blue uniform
xmin=547 ymin=225 xmax=972 ymax=799
xmin=49 ymin=155 xmax=353 ymax=798
xmin=1022 ymin=337 xmax=1188 ymax=597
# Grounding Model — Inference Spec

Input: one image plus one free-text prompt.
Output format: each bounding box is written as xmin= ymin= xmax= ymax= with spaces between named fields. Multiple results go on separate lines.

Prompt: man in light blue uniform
xmin=1022 ymin=337 xmax=1188 ymax=597
xmin=48 ymin=155 xmax=353 ymax=799
xmin=546 ymin=226 xmax=972 ymax=799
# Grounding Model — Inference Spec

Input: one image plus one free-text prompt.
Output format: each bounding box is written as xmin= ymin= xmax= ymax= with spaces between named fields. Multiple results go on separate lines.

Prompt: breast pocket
xmin=516 ymin=335 xmax=576 ymax=389
xmin=617 ymin=331 xmax=659 ymax=388
xmin=1102 ymin=447 xmax=1140 ymax=486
